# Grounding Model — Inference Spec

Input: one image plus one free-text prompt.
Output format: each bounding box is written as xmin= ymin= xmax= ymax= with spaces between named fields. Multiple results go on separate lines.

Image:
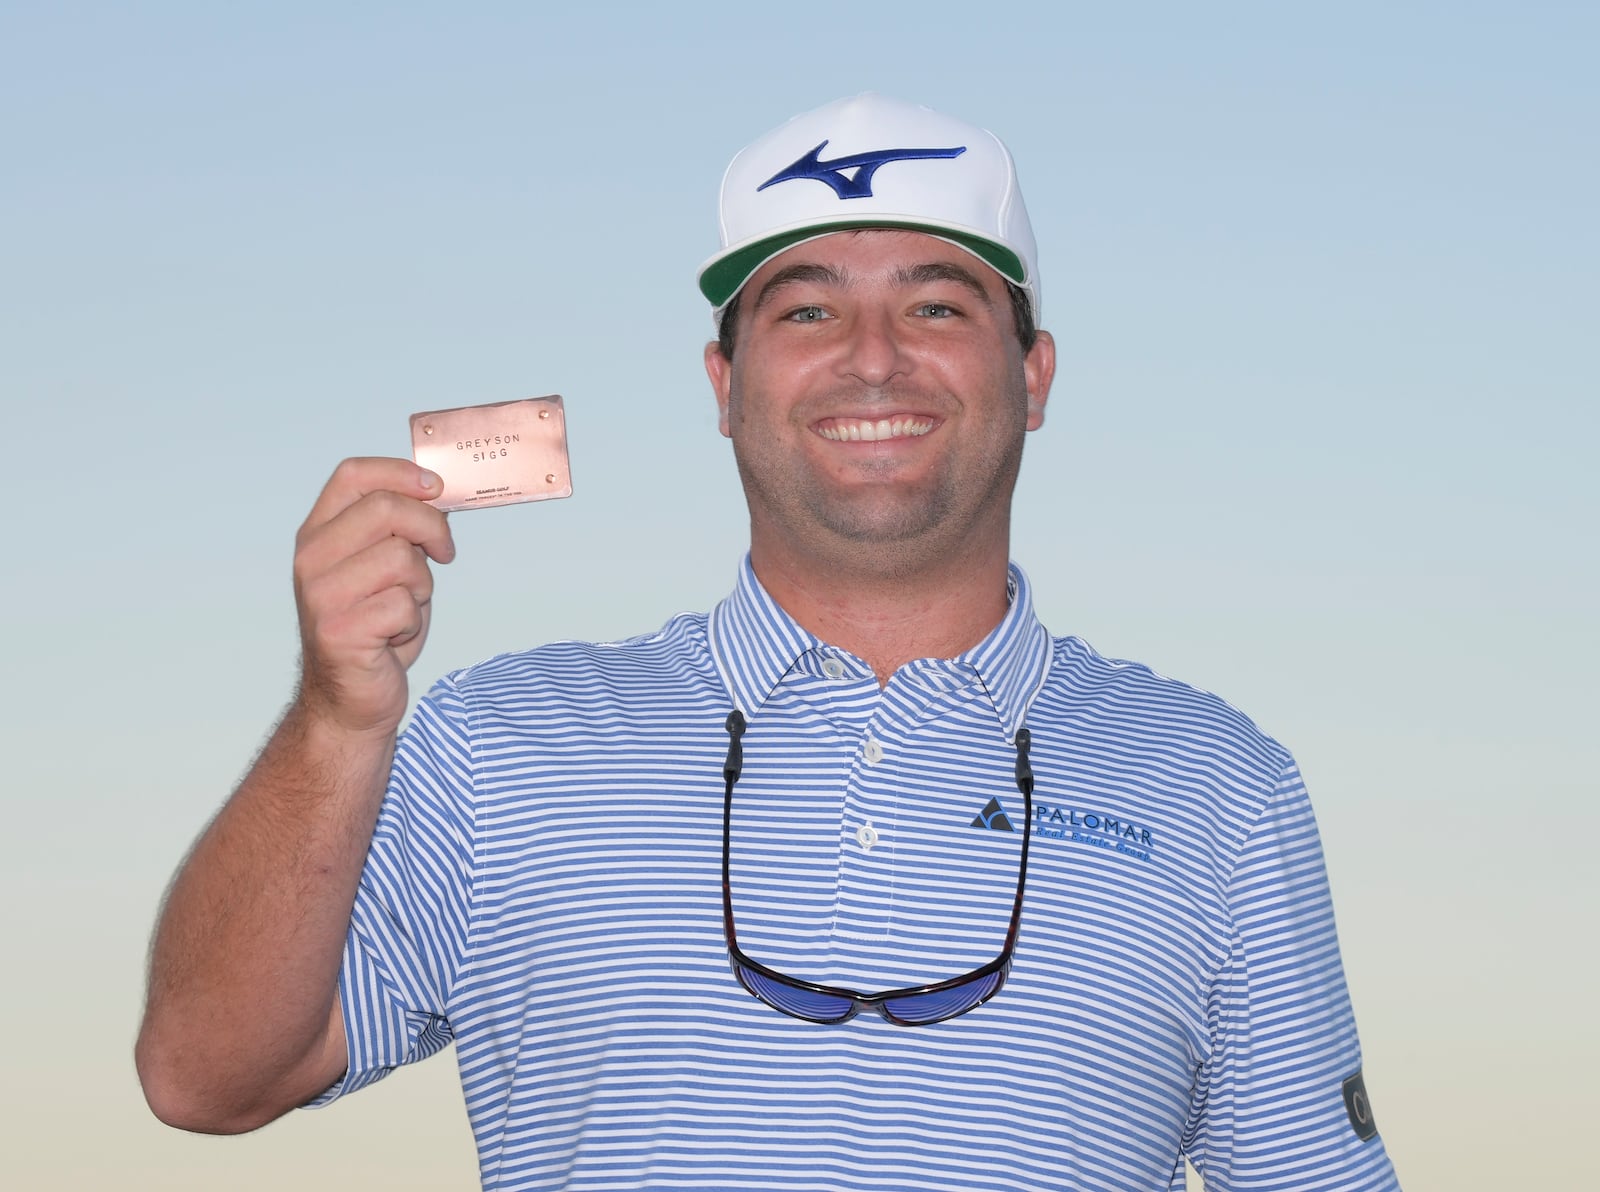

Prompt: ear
xmin=704 ymin=341 xmax=734 ymax=438
xmin=1023 ymin=329 xmax=1055 ymax=431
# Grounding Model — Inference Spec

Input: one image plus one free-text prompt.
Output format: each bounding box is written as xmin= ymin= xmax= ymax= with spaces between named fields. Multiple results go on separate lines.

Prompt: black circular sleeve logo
xmin=1342 ymin=1070 xmax=1379 ymax=1141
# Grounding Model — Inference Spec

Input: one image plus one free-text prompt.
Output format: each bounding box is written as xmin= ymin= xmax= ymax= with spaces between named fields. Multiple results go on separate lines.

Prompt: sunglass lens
xmin=736 ymin=963 xmax=856 ymax=1023
xmin=882 ymin=969 xmax=1006 ymax=1026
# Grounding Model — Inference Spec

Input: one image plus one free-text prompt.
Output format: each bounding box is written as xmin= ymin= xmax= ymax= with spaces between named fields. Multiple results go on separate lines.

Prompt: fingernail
xmin=420 ymin=469 xmax=441 ymax=491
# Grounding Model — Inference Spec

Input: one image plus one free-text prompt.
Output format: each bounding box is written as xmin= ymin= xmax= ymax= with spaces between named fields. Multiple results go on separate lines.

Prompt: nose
xmin=838 ymin=307 xmax=909 ymax=389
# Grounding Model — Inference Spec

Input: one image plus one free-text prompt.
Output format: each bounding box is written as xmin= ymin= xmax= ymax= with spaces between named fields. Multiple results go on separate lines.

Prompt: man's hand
xmin=292 ymin=457 xmax=456 ymax=737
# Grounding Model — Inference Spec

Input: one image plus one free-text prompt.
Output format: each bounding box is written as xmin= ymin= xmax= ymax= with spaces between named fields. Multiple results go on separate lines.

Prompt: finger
xmin=302 ymin=457 xmax=444 ymax=534
xmin=297 ymin=491 xmax=454 ymax=581
xmin=388 ymin=593 xmax=432 ymax=660
xmin=351 ymin=585 xmax=427 ymax=652
xmin=295 ymin=490 xmax=455 ymax=588
xmin=304 ymin=584 xmax=427 ymax=677
xmin=298 ymin=536 xmax=436 ymax=632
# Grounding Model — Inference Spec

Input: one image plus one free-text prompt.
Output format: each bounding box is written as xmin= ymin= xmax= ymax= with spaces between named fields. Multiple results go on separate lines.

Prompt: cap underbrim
xmin=698 ymin=219 xmax=1027 ymax=311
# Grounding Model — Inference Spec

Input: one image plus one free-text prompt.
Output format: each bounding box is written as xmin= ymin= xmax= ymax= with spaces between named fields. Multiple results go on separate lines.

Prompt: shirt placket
xmin=740 ymin=652 xmax=985 ymax=987
xmin=831 ymin=665 xmax=966 ymax=962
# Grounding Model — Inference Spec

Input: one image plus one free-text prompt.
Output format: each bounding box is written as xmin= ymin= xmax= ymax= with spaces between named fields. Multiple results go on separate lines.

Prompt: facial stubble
xmin=727 ymin=381 xmax=1031 ymax=582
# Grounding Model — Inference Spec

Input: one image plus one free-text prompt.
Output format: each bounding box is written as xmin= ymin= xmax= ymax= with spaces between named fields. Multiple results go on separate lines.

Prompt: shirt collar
xmin=708 ymin=555 xmax=1052 ymax=741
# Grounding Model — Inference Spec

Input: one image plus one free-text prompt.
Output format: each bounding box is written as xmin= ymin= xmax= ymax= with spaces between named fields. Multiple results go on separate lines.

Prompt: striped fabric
xmin=315 ymin=558 xmax=1400 ymax=1191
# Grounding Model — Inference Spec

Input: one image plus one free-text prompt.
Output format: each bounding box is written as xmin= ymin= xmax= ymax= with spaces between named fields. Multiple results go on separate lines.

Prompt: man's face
xmin=704 ymin=229 xmax=1054 ymax=576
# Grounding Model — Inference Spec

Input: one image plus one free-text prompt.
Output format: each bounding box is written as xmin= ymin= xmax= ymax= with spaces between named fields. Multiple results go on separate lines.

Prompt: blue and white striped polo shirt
xmin=318 ymin=559 xmax=1400 ymax=1191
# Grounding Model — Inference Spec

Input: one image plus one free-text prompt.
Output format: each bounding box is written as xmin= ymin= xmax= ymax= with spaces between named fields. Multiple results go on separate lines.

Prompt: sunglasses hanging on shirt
xmin=720 ymin=709 xmax=1033 ymax=1026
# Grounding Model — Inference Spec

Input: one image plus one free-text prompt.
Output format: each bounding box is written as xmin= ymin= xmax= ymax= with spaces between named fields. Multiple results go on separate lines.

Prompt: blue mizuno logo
xmin=758 ymin=140 xmax=967 ymax=200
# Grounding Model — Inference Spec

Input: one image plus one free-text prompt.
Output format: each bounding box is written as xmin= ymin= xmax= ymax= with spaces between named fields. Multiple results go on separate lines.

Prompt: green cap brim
xmin=699 ymin=220 xmax=1027 ymax=310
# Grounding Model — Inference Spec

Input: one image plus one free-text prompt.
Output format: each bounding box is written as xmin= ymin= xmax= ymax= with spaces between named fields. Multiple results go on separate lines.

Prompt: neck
xmin=749 ymin=535 xmax=1014 ymax=685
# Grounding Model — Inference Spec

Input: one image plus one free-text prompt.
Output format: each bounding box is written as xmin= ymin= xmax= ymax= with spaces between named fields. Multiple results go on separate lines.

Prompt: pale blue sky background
xmin=2 ymin=2 xmax=1595 ymax=1187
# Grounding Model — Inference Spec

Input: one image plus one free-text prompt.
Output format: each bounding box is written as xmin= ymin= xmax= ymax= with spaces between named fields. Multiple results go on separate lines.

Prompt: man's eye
xmin=916 ymin=302 xmax=956 ymax=318
xmin=785 ymin=305 xmax=829 ymax=323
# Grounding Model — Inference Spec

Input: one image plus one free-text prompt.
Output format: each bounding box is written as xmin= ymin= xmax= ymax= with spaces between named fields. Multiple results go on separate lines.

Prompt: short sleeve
xmin=1184 ymin=761 xmax=1401 ymax=1189
xmin=307 ymin=677 xmax=478 ymax=1105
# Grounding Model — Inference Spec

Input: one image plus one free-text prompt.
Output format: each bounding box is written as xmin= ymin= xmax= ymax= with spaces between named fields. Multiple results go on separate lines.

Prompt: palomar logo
xmin=969 ymin=798 xmax=1017 ymax=832
xmin=758 ymin=140 xmax=967 ymax=200
xmin=1031 ymin=800 xmax=1155 ymax=863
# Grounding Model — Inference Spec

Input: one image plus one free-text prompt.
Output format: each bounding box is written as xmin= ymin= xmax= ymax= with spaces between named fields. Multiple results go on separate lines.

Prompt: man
xmin=138 ymin=94 xmax=1401 ymax=1190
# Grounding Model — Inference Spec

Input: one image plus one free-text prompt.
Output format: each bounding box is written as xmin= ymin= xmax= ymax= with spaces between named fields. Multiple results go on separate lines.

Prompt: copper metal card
xmin=409 ymin=396 xmax=573 ymax=511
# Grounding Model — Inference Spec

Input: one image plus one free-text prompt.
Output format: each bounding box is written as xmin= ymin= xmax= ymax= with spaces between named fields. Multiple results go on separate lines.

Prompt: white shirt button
xmin=863 ymin=736 xmax=884 ymax=764
xmin=821 ymin=657 xmax=846 ymax=680
xmin=856 ymin=823 xmax=879 ymax=849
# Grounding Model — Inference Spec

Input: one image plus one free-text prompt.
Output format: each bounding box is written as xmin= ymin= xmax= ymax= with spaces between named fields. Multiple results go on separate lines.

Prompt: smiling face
xmin=705 ymin=229 xmax=1054 ymax=584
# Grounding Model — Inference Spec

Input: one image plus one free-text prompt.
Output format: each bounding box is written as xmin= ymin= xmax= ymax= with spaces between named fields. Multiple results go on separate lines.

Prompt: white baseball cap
xmin=698 ymin=93 xmax=1040 ymax=324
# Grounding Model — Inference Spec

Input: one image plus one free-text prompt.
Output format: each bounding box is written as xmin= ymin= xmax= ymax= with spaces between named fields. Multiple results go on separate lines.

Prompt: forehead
xmin=742 ymin=228 xmax=1009 ymax=297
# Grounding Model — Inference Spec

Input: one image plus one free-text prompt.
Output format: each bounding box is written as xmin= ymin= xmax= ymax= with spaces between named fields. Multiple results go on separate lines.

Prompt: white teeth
xmin=820 ymin=418 xmax=933 ymax=442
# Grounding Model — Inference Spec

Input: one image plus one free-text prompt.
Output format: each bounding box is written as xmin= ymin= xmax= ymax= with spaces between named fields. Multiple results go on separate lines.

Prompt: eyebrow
xmin=750 ymin=258 xmax=997 ymax=315
xmin=889 ymin=261 xmax=994 ymax=306
xmin=750 ymin=263 xmax=846 ymax=313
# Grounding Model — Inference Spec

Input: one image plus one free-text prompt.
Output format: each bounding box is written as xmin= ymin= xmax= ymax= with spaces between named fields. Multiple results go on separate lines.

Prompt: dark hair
xmin=716 ymin=278 xmax=1037 ymax=361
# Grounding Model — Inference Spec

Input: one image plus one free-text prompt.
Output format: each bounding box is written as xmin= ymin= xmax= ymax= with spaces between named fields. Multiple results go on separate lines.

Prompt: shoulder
xmin=1032 ymin=634 xmax=1293 ymax=839
xmin=1042 ymin=634 xmax=1287 ymax=763
xmin=417 ymin=611 xmax=725 ymax=732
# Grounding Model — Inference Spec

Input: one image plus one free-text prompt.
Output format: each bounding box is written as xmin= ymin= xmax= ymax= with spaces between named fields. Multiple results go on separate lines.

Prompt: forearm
xmin=136 ymin=700 xmax=395 ymax=1133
